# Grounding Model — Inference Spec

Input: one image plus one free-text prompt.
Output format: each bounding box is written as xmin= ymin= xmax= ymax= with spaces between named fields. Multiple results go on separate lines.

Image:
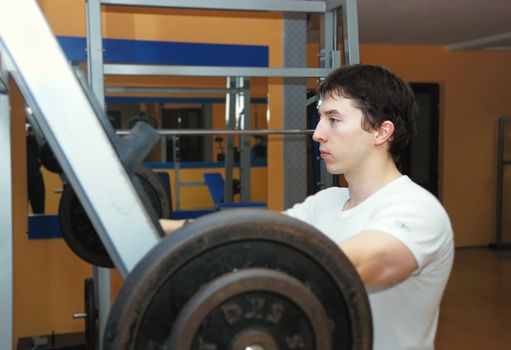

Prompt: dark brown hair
xmin=317 ymin=64 xmax=417 ymax=165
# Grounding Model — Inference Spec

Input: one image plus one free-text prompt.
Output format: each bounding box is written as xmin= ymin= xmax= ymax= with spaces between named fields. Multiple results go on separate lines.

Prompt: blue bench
xmin=203 ymin=172 xmax=267 ymax=211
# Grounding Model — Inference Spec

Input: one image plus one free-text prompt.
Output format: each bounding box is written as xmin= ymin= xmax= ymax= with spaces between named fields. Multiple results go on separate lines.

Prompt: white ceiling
xmin=355 ymin=0 xmax=511 ymax=50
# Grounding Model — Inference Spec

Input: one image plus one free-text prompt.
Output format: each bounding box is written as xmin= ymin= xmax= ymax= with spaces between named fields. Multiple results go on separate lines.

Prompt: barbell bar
xmin=116 ymin=128 xmax=315 ymax=136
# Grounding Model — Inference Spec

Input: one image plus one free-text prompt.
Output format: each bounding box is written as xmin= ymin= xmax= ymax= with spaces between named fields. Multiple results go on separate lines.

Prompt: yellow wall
xmin=359 ymin=45 xmax=511 ymax=247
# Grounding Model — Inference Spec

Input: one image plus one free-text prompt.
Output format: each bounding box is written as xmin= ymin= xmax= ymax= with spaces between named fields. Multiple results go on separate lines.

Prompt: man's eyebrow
xmin=321 ymin=109 xmax=341 ymax=116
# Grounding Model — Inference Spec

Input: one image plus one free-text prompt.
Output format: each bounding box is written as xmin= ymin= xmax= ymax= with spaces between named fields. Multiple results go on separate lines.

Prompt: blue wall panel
xmin=57 ymin=36 xmax=269 ymax=67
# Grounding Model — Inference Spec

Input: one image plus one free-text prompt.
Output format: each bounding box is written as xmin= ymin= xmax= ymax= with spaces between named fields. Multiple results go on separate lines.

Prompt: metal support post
xmin=173 ymin=136 xmax=182 ymax=209
xmin=86 ymin=0 xmax=105 ymax=100
xmin=224 ymin=77 xmax=236 ymax=203
xmin=202 ymin=104 xmax=213 ymax=162
xmin=237 ymin=77 xmax=252 ymax=201
xmin=0 ymin=0 xmax=160 ymax=276
xmin=160 ymin=134 xmax=167 ymax=161
xmin=342 ymin=0 xmax=360 ymax=65
xmin=282 ymin=13 xmax=308 ymax=207
xmin=320 ymin=9 xmax=336 ymax=69
xmin=86 ymin=1 xmax=110 ymax=347
xmin=0 ymin=51 xmax=13 ymax=350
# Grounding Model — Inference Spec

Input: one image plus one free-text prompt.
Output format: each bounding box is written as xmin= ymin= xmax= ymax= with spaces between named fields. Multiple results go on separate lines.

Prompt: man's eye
xmin=329 ymin=117 xmax=340 ymax=124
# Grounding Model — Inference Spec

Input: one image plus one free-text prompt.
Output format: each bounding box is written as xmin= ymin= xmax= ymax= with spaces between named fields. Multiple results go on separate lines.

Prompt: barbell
xmin=52 ymin=127 xmax=371 ymax=348
xmin=102 ymin=209 xmax=373 ymax=350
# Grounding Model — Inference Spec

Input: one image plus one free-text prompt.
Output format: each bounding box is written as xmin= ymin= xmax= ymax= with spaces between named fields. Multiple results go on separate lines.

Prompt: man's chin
xmin=325 ymin=166 xmax=343 ymax=175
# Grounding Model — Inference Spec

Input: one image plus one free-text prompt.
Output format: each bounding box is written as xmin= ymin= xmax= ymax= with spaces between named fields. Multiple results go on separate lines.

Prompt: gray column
xmin=86 ymin=1 xmax=110 ymax=348
xmin=282 ymin=13 xmax=308 ymax=208
xmin=0 ymin=52 xmax=13 ymax=350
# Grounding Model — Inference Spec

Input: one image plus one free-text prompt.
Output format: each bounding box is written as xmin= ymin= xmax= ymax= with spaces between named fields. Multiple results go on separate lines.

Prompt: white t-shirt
xmin=286 ymin=176 xmax=454 ymax=350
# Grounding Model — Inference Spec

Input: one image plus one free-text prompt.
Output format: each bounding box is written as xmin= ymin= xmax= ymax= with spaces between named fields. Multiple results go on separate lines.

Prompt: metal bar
xmin=172 ymin=136 xmax=182 ymax=210
xmin=160 ymin=135 xmax=167 ymax=161
xmin=0 ymin=52 xmax=13 ymax=350
xmin=238 ymin=78 xmax=251 ymax=201
xmin=326 ymin=0 xmax=343 ymax=12
xmin=86 ymin=1 xmax=110 ymax=347
xmin=0 ymin=0 xmax=160 ymax=277
xmin=106 ymin=86 xmax=243 ymax=95
xmin=86 ymin=0 xmax=105 ymax=104
xmin=306 ymin=94 xmax=320 ymax=106
xmin=224 ymin=77 xmax=236 ymax=203
xmin=178 ymin=181 xmax=206 ymax=187
xmin=0 ymin=68 xmax=6 ymax=92
xmin=101 ymin=0 xmax=330 ymax=13
xmin=104 ymin=64 xmax=332 ymax=78
xmin=323 ymin=9 xmax=335 ymax=68
xmin=342 ymin=0 xmax=360 ymax=64
xmin=445 ymin=31 xmax=511 ymax=52
xmin=203 ymin=104 xmax=213 ymax=162
xmin=117 ymin=128 xmax=314 ymax=136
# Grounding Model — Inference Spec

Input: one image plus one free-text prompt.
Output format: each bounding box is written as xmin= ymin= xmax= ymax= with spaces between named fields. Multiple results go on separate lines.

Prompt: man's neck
xmin=343 ymin=159 xmax=402 ymax=210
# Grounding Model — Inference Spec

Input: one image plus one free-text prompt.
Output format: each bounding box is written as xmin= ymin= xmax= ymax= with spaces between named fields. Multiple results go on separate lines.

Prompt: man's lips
xmin=319 ymin=150 xmax=330 ymax=159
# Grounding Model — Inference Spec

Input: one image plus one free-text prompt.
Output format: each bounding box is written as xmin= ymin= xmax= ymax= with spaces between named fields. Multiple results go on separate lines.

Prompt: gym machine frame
xmin=0 ymin=50 xmax=13 ymax=349
xmin=87 ymin=0 xmax=359 ymax=346
xmin=0 ymin=1 xmax=359 ymax=349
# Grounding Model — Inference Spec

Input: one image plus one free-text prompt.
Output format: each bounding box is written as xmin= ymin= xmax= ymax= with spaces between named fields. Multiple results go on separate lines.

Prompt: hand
xmin=159 ymin=219 xmax=189 ymax=235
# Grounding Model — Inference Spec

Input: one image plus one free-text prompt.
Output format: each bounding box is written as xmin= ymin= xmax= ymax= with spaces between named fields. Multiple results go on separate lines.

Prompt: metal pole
xmin=224 ymin=77 xmax=236 ymax=203
xmin=106 ymin=86 xmax=244 ymax=95
xmin=342 ymin=0 xmax=360 ymax=65
xmin=160 ymin=134 xmax=167 ymax=161
xmin=173 ymin=135 xmax=182 ymax=210
xmin=238 ymin=77 xmax=252 ymax=201
xmin=0 ymin=51 xmax=13 ymax=350
xmin=116 ymin=128 xmax=314 ymax=136
xmin=101 ymin=0 xmax=329 ymax=13
xmin=86 ymin=1 xmax=110 ymax=348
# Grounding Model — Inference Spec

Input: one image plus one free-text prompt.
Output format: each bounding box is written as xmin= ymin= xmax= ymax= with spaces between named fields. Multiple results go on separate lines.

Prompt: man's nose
xmin=312 ymin=119 xmax=325 ymax=143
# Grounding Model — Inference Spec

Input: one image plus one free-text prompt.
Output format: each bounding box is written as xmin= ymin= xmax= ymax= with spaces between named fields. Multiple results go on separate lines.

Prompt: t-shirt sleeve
xmin=286 ymin=194 xmax=316 ymax=225
xmin=364 ymin=190 xmax=451 ymax=272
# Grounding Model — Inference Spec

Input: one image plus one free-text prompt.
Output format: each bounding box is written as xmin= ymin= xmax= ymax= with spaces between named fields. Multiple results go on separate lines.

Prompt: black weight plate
xmin=39 ymin=142 xmax=63 ymax=174
xmin=84 ymin=278 xmax=97 ymax=350
xmin=131 ymin=166 xmax=171 ymax=221
xmin=59 ymin=166 xmax=171 ymax=267
xmin=103 ymin=209 xmax=372 ymax=350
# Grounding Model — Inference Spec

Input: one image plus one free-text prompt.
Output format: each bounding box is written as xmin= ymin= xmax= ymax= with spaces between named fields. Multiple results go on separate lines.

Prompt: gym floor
xmin=436 ymin=247 xmax=511 ymax=349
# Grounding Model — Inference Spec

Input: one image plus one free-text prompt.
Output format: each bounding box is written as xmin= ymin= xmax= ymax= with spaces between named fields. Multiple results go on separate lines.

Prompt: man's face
xmin=313 ymin=93 xmax=375 ymax=175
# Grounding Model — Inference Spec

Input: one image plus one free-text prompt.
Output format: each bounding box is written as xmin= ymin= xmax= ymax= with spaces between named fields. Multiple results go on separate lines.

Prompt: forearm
xmin=339 ymin=230 xmax=418 ymax=287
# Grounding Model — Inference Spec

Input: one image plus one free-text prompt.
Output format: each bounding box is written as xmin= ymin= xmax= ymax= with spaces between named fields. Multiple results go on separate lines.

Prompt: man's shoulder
xmin=297 ymin=186 xmax=349 ymax=211
xmin=315 ymin=186 xmax=349 ymax=200
xmin=386 ymin=176 xmax=450 ymax=221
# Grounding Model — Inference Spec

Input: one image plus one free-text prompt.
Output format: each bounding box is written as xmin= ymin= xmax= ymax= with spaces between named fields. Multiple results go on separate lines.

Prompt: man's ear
xmin=374 ymin=120 xmax=395 ymax=146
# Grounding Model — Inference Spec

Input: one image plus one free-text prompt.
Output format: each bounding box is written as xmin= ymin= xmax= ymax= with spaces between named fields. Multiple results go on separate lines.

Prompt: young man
xmin=160 ymin=64 xmax=454 ymax=350
xmin=285 ymin=64 xmax=454 ymax=349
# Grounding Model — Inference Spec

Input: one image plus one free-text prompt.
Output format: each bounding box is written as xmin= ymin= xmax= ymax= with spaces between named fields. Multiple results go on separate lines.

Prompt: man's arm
xmin=340 ymin=230 xmax=418 ymax=287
